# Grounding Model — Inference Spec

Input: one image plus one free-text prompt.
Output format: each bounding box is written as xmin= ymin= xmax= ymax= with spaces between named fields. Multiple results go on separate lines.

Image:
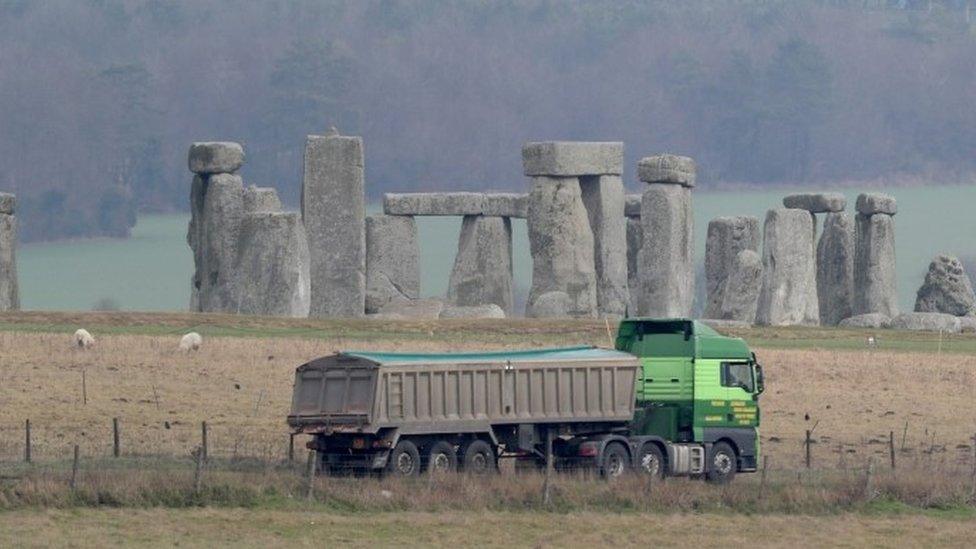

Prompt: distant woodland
xmin=1 ymin=0 xmax=975 ymax=241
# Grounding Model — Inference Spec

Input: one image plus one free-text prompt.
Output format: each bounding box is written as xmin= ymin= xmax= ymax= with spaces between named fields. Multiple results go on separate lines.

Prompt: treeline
xmin=0 ymin=0 xmax=975 ymax=241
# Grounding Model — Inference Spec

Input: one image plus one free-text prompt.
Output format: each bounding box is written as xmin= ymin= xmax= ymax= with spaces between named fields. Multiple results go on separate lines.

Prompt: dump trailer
xmin=287 ymin=318 xmax=764 ymax=482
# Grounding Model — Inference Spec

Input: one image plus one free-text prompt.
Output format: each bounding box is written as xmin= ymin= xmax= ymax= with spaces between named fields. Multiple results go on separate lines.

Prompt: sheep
xmin=74 ymin=329 xmax=95 ymax=349
xmin=179 ymin=332 xmax=203 ymax=352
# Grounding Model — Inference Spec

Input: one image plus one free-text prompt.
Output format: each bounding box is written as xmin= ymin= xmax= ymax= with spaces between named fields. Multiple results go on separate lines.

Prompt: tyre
xmin=385 ymin=439 xmax=421 ymax=477
xmin=636 ymin=443 xmax=666 ymax=479
xmin=460 ymin=440 xmax=496 ymax=474
xmin=425 ymin=440 xmax=458 ymax=474
xmin=706 ymin=442 xmax=737 ymax=484
xmin=600 ymin=442 xmax=628 ymax=480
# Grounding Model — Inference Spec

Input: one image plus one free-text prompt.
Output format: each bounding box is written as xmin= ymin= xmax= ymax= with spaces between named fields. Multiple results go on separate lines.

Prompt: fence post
xmin=193 ymin=447 xmax=203 ymax=493
xmin=863 ymin=457 xmax=875 ymax=501
xmin=888 ymin=430 xmax=895 ymax=469
xmin=24 ymin=419 xmax=31 ymax=463
xmin=305 ymin=450 xmax=317 ymax=501
xmin=288 ymin=433 xmax=295 ymax=462
xmin=70 ymin=445 xmax=80 ymax=490
xmin=113 ymin=418 xmax=120 ymax=458
xmin=542 ymin=429 xmax=553 ymax=506
xmin=970 ymin=433 xmax=976 ymax=500
xmin=201 ymin=421 xmax=208 ymax=462
xmin=758 ymin=455 xmax=769 ymax=502
xmin=804 ymin=430 xmax=812 ymax=469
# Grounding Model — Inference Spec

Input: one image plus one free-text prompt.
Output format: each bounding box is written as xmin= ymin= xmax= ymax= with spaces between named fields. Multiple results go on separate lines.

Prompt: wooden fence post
xmin=804 ymin=430 xmax=812 ymax=469
xmin=70 ymin=445 xmax=80 ymax=490
xmin=758 ymin=455 xmax=769 ymax=501
xmin=288 ymin=433 xmax=295 ymax=462
xmin=201 ymin=421 xmax=208 ymax=462
xmin=193 ymin=447 xmax=203 ymax=493
xmin=113 ymin=417 xmax=120 ymax=458
xmin=888 ymin=430 xmax=895 ymax=469
xmin=305 ymin=450 xmax=317 ymax=501
xmin=543 ymin=429 xmax=553 ymax=506
xmin=24 ymin=419 xmax=31 ymax=463
xmin=863 ymin=457 xmax=875 ymax=501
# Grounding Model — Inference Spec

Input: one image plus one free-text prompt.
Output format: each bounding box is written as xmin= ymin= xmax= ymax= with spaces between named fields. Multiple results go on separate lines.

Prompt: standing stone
xmin=638 ymin=184 xmax=694 ymax=317
xmin=756 ymin=209 xmax=818 ymax=326
xmin=243 ymin=186 xmax=282 ymax=213
xmin=525 ymin=176 xmax=598 ymax=318
xmin=235 ymin=212 xmax=310 ymax=317
xmin=448 ymin=215 xmax=514 ymax=315
xmin=187 ymin=175 xmax=207 ymax=311
xmin=817 ymin=212 xmax=855 ymax=325
xmin=704 ymin=216 xmax=760 ymax=319
xmin=914 ymin=254 xmax=976 ymax=316
xmin=200 ymin=173 xmax=245 ymax=312
xmin=365 ymin=214 xmax=420 ymax=314
xmin=580 ymin=175 xmax=628 ymax=318
xmin=626 ymin=217 xmax=642 ymax=314
xmin=0 ymin=192 xmax=18 ymax=311
xmin=853 ymin=193 xmax=898 ymax=317
xmin=302 ymin=131 xmax=365 ymax=317
xmin=719 ymin=249 xmax=762 ymax=322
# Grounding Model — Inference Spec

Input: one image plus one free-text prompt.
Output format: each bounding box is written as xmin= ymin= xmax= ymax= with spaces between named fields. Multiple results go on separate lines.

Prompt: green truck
xmin=287 ymin=318 xmax=764 ymax=482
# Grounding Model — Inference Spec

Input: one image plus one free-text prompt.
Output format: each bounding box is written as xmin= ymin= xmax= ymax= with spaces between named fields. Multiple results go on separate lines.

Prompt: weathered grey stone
xmin=783 ymin=192 xmax=846 ymax=213
xmin=439 ymin=304 xmax=506 ymax=319
xmin=199 ymin=173 xmax=245 ymax=312
xmin=624 ymin=194 xmax=641 ymax=217
xmin=854 ymin=212 xmax=898 ymax=317
xmin=704 ymin=216 xmax=760 ymax=319
xmin=187 ymin=175 xmax=206 ymax=311
xmin=482 ymin=193 xmax=528 ymax=218
xmin=756 ymin=209 xmax=819 ymax=326
xmin=188 ymin=142 xmax=245 ymax=175
xmin=242 ymin=186 xmax=282 ymax=213
xmin=701 ymin=319 xmax=752 ymax=330
xmin=817 ymin=212 xmax=855 ymax=326
xmin=855 ymin=193 xmax=897 ymax=216
xmin=719 ymin=249 xmax=762 ymax=322
xmin=638 ymin=184 xmax=694 ymax=317
xmin=626 ymin=217 xmax=642 ymax=315
xmin=959 ymin=317 xmax=976 ymax=333
xmin=235 ymin=212 xmax=310 ymax=317
xmin=637 ymin=154 xmax=696 ymax=187
xmin=914 ymin=254 xmax=976 ymax=316
xmin=528 ymin=291 xmax=574 ymax=318
xmin=890 ymin=312 xmax=961 ymax=333
xmin=302 ymin=132 xmax=365 ymax=317
xmin=580 ymin=175 xmax=628 ymax=318
xmin=376 ymin=298 xmax=444 ymax=319
xmin=447 ymin=215 xmax=513 ymax=314
xmin=0 ymin=212 xmax=18 ymax=311
xmin=0 ymin=192 xmax=14 ymax=214
xmin=526 ymin=176 xmax=598 ymax=318
xmin=365 ymin=214 xmax=420 ymax=314
xmin=522 ymin=142 xmax=623 ymax=176
xmin=384 ymin=192 xmax=484 ymax=216
xmin=838 ymin=313 xmax=891 ymax=329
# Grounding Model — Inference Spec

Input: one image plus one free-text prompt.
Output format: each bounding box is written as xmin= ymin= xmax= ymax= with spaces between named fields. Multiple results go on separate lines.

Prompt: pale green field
xmin=15 ymin=185 xmax=975 ymax=312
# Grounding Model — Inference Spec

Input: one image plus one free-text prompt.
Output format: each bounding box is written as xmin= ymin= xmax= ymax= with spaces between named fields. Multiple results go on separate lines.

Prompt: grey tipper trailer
xmin=288 ymin=346 xmax=639 ymax=476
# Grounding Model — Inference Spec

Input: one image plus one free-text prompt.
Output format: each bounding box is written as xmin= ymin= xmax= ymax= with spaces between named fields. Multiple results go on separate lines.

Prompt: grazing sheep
xmin=179 ymin=332 xmax=202 ymax=351
xmin=74 ymin=329 xmax=94 ymax=349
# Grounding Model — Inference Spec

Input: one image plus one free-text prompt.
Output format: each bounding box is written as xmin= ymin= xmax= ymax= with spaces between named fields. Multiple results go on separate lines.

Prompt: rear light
xmin=579 ymin=442 xmax=600 ymax=457
xmin=352 ymin=437 xmax=366 ymax=450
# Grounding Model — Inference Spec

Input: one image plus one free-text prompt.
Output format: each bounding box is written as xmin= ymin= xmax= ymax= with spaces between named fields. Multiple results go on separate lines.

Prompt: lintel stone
xmin=522 ymin=142 xmax=623 ymax=176
xmin=783 ymin=192 xmax=846 ymax=213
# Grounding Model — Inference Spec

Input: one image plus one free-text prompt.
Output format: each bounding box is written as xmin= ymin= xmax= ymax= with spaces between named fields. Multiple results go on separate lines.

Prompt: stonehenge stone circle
xmin=890 ymin=312 xmax=961 ymax=333
xmin=782 ymin=192 xmax=846 ymax=213
xmin=522 ymin=141 xmax=623 ymax=176
xmin=243 ymin=186 xmax=282 ymax=213
xmin=704 ymin=216 xmax=760 ymax=319
xmin=302 ymin=131 xmax=365 ymax=317
xmin=756 ymin=208 xmax=819 ymax=326
xmin=838 ymin=313 xmax=891 ymax=329
xmin=235 ymin=212 xmax=311 ymax=317
xmin=914 ymin=254 xmax=976 ymax=317
xmin=816 ymin=212 xmax=855 ymax=326
xmin=365 ymin=214 xmax=420 ymax=314
xmin=188 ymin=142 xmax=245 ymax=175
xmin=580 ymin=175 xmax=628 ymax=318
xmin=637 ymin=154 xmax=696 ymax=187
xmin=719 ymin=249 xmax=763 ymax=323
xmin=447 ymin=215 xmax=514 ymax=315
xmin=853 ymin=193 xmax=898 ymax=317
xmin=0 ymin=192 xmax=18 ymax=311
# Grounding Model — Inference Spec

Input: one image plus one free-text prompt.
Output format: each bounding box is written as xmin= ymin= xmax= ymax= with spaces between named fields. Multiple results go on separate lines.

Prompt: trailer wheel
xmin=600 ymin=442 xmax=628 ymax=480
xmin=426 ymin=441 xmax=458 ymax=474
xmin=636 ymin=443 xmax=666 ymax=479
xmin=460 ymin=440 xmax=496 ymax=474
xmin=706 ymin=442 xmax=737 ymax=484
xmin=386 ymin=439 xmax=421 ymax=477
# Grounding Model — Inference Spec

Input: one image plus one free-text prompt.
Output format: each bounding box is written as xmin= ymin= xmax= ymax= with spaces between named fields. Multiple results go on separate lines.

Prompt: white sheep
xmin=179 ymin=332 xmax=203 ymax=352
xmin=74 ymin=329 xmax=95 ymax=349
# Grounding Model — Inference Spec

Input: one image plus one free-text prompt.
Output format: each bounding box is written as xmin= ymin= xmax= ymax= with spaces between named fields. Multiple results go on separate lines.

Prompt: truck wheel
xmin=386 ymin=439 xmax=421 ymax=477
xmin=600 ymin=442 xmax=628 ymax=480
xmin=426 ymin=441 xmax=458 ymax=474
xmin=706 ymin=442 xmax=737 ymax=484
xmin=460 ymin=440 xmax=496 ymax=474
xmin=637 ymin=443 xmax=666 ymax=479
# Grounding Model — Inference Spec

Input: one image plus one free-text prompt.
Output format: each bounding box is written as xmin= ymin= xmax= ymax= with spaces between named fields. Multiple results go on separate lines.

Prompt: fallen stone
xmin=188 ymin=142 xmax=245 ymax=175
xmin=365 ymin=214 xmax=420 ymax=314
xmin=817 ymin=212 xmax=855 ymax=326
xmin=0 ymin=211 xmax=18 ymax=311
xmin=626 ymin=217 xmax=642 ymax=314
xmin=719 ymin=249 xmax=763 ymax=323
xmin=959 ymin=317 xmax=976 ymax=333
xmin=235 ymin=212 xmax=311 ymax=317
xmin=638 ymin=184 xmax=694 ymax=317
xmin=914 ymin=254 xmax=976 ymax=316
xmin=890 ymin=312 xmax=960 ymax=333
xmin=782 ymin=192 xmax=846 ymax=213
xmin=376 ymin=298 xmax=444 ymax=319
xmin=522 ymin=142 xmax=623 ymax=177
xmin=580 ymin=175 xmax=628 ymax=318
xmin=526 ymin=177 xmax=598 ymax=318
xmin=200 ymin=173 xmax=245 ymax=312
xmin=701 ymin=319 xmax=752 ymax=330
xmin=384 ymin=192 xmax=484 ymax=216
xmin=0 ymin=192 xmax=14 ymax=214
xmin=439 ymin=304 xmax=506 ymax=319
xmin=704 ymin=216 xmax=760 ymax=319
xmin=242 ymin=186 xmax=282 ymax=213
xmin=855 ymin=193 xmax=897 ymax=216
xmin=482 ymin=193 xmax=528 ymax=218
xmin=756 ymin=209 xmax=819 ymax=326
xmin=637 ymin=154 xmax=696 ymax=187
xmin=853 ymin=212 xmax=898 ymax=317
xmin=838 ymin=313 xmax=891 ymax=329
xmin=447 ymin=215 xmax=513 ymax=315
xmin=302 ymin=132 xmax=365 ymax=317
xmin=624 ymin=194 xmax=641 ymax=217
